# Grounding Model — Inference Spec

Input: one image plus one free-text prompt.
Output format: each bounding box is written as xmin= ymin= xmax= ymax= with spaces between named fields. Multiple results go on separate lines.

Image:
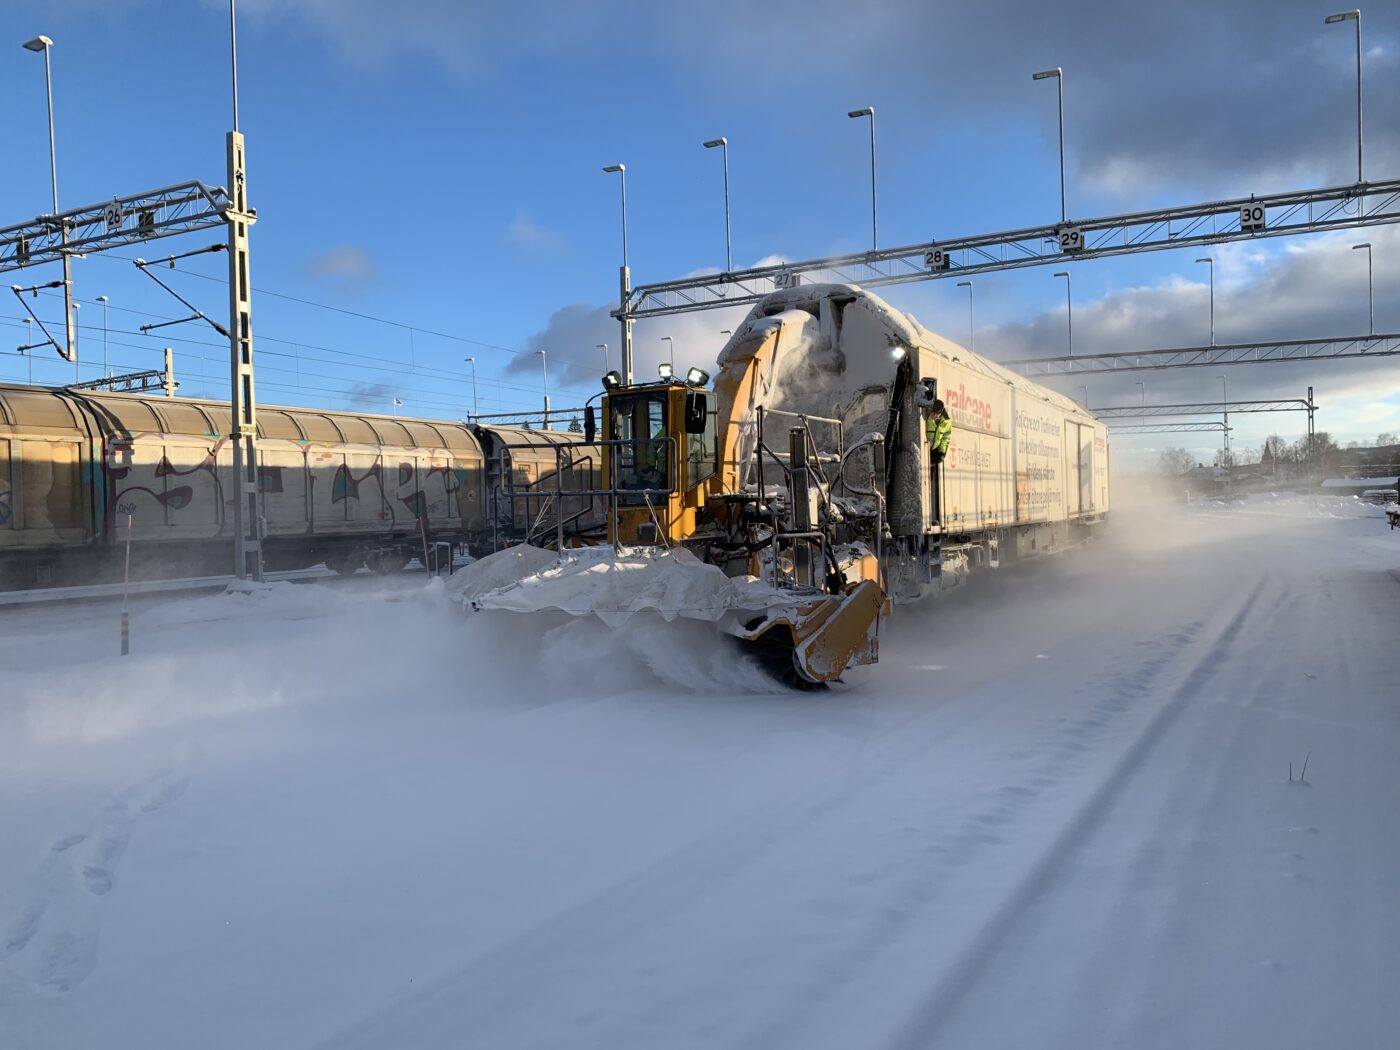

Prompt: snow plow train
xmin=454 ymin=284 xmax=1110 ymax=686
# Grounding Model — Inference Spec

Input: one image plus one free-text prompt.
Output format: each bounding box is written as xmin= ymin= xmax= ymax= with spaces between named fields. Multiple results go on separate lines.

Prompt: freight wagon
xmin=0 ymin=384 xmax=592 ymax=589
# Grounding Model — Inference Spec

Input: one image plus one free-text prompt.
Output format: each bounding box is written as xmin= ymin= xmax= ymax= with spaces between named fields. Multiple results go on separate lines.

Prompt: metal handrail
xmin=490 ymin=435 xmax=681 ymax=551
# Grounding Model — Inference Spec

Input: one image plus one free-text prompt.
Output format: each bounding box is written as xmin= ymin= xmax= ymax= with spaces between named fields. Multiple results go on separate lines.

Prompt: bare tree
xmin=1157 ymin=447 xmax=1196 ymax=476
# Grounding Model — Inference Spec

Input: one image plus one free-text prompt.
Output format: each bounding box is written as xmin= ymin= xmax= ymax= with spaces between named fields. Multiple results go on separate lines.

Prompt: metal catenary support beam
xmin=1004 ymin=333 xmax=1400 ymax=376
xmin=68 ymin=358 xmax=178 ymax=396
xmin=1092 ymin=398 xmax=1313 ymax=419
xmin=1108 ymin=421 xmax=1230 ymax=434
xmin=225 ymin=132 xmax=262 ymax=582
xmin=0 ymin=182 xmax=232 ymax=274
xmin=619 ymin=178 xmax=1400 ymax=320
xmin=470 ymin=407 xmax=586 ymax=428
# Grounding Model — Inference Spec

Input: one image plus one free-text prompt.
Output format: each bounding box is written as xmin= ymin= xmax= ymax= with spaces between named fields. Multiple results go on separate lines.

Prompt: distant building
xmin=1319 ymin=476 xmax=1400 ymax=496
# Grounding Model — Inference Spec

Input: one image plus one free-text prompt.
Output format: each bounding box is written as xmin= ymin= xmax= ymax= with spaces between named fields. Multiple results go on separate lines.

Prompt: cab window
xmin=610 ymin=393 xmax=670 ymax=503
xmin=687 ymin=392 xmax=718 ymax=486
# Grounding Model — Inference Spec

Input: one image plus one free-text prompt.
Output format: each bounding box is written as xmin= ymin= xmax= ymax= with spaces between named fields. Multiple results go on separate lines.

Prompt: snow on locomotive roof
xmin=728 ymin=283 xmax=1097 ymax=422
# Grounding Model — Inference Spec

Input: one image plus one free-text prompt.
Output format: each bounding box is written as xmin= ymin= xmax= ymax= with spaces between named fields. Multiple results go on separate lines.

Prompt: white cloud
xmin=234 ymin=1 xmax=1400 ymax=198
xmin=505 ymin=300 xmax=747 ymax=390
xmin=506 ymin=212 xmax=564 ymax=252
xmin=303 ymin=244 xmax=379 ymax=289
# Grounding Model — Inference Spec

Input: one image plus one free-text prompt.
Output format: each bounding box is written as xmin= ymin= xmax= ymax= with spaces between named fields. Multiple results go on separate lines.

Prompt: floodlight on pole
xmin=464 ymin=356 xmax=478 ymax=419
xmin=1218 ymin=373 xmax=1231 ymax=494
xmin=601 ymin=164 xmax=628 ymax=270
xmin=1324 ymin=9 xmax=1363 ymax=184
xmin=603 ymin=162 xmax=633 ymax=385
xmin=1032 ymin=67 xmax=1067 ymax=223
xmin=702 ymin=138 xmax=732 ymax=274
xmin=536 ymin=349 xmax=549 ymax=426
xmin=23 ymin=32 xmax=75 ymax=364
xmin=1053 ymin=271 xmax=1072 ymax=356
xmin=96 ymin=295 xmax=109 ymax=375
xmin=1195 ymin=257 xmax=1215 ymax=345
xmin=956 ymin=280 xmax=974 ymax=351
xmin=1352 ymin=242 xmax=1374 ymax=335
xmin=847 ymin=107 xmax=877 ymax=252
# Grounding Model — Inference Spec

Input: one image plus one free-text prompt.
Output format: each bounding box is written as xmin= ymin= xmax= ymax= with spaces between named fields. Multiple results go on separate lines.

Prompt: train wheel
xmin=326 ymin=552 xmax=364 ymax=576
xmin=368 ymin=550 xmax=409 ymax=575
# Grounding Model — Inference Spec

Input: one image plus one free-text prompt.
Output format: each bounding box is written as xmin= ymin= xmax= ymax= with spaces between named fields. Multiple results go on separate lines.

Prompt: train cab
xmin=597 ymin=368 xmax=719 ymax=546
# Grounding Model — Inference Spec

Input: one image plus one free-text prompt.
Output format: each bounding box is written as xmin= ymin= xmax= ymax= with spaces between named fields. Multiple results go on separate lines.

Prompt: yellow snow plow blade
xmin=735 ymin=579 xmax=886 ymax=685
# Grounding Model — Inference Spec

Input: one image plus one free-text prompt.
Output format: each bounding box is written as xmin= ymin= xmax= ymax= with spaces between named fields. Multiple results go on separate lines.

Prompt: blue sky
xmin=0 ymin=0 xmax=1396 ymax=467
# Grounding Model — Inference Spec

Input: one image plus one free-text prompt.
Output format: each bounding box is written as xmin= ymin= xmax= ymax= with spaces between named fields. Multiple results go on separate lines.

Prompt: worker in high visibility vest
xmin=926 ymin=399 xmax=952 ymax=524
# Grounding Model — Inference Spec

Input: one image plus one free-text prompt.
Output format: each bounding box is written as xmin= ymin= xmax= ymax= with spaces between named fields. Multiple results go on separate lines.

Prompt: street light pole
xmin=661 ymin=335 xmax=674 ymax=372
xmin=97 ymin=295 xmax=109 ymax=375
xmin=848 ymin=107 xmax=877 ymax=252
xmin=71 ymin=302 xmax=79 ymax=381
xmin=956 ymin=280 xmax=974 ymax=351
xmin=602 ymin=163 xmax=632 ymax=384
xmin=1053 ymin=271 xmax=1072 ymax=356
xmin=464 ymin=356 xmax=478 ymax=419
xmin=1033 ymin=68 xmax=1066 ymax=223
xmin=1324 ymin=10 xmax=1363 ymax=184
xmin=23 ymin=35 xmax=76 ymax=366
xmin=22 ymin=319 xmax=34 ymax=384
xmin=1352 ymin=242 xmax=1373 ymax=335
xmin=1079 ymin=384 xmax=1089 ymax=408
xmin=536 ymin=349 xmax=550 ymax=428
xmin=703 ymin=138 xmax=732 ymax=274
xmin=1195 ymin=257 xmax=1214 ymax=345
xmin=595 ymin=343 xmax=608 ymax=373
xmin=1218 ymin=373 xmax=1231 ymax=501
xmin=601 ymin=164 xmax=628 ymax=270
xmin=1136 ymin=381 xmax=1146 ymax=406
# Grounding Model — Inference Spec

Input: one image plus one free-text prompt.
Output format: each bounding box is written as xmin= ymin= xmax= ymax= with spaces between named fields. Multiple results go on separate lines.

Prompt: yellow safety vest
xmin=926 ymin=415 xmax=952 ymax=455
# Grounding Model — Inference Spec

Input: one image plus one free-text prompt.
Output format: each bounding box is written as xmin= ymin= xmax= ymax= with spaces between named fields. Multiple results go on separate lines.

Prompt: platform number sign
xmin=924 ymin=247 xmax=951 ymax=271
xmin=1057 ymin=225 xmax=1085 ymax=253
xmin=103 ymin=201 xmax=124 ymax=232
xmin=773 ymin=268 xmax=799 ymax=289
xmin=1239 ymin=201 xmax=1266 ymax=232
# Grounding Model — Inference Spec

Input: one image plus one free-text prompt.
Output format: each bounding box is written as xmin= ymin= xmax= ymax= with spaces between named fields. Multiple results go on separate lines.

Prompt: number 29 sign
xmin=1056 ymin=225 xmax=1085 ymax=253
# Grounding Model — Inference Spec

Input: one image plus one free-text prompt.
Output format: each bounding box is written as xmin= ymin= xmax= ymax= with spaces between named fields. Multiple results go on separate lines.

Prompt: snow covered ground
xmin=1 ymin=495 xmax=1397 ymax=1049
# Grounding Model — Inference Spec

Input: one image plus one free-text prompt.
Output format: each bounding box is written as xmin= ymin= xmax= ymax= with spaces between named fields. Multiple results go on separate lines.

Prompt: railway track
xmin=0 ymin=562 xmax=456 ymax=609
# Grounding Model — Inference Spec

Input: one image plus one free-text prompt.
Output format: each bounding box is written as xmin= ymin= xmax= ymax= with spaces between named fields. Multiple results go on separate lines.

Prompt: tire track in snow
xmin=1089 ymin=569 xmax=1400 ymax=1048
xmin=720 ymin=619 xmax=1209 ymax=1050
xmin=884 ymin=579 xmax=1267 ymax=1050
xmin=317 ymin=605 xmax=1216 ymax=1049
xmin=315 ymin=623 xmax=1175 ymax=1049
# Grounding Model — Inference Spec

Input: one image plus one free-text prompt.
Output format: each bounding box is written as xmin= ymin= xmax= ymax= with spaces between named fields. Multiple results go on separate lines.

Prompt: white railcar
xmin=722 ymin=283 xmax=1109 ymax=596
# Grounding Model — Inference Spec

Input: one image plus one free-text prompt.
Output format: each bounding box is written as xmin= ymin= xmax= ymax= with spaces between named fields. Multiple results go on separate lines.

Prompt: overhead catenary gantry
xmin=616 ymin=179 xmax=1400 ymax=321
xmin=1003 ymin=332 xmax=1400 ymax=376
xmin=1090 ymin=398 xmax=1314 ymax=419
xmin=0 ymin=181 xmax=233 ymax=274
xmin=1107 ymin=421 xmax=1231 ymax=435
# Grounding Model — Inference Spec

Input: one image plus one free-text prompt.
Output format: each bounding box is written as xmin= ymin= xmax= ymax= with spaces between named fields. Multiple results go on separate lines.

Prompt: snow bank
xmin=447 ymin=544 xmax=794 ymax=626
